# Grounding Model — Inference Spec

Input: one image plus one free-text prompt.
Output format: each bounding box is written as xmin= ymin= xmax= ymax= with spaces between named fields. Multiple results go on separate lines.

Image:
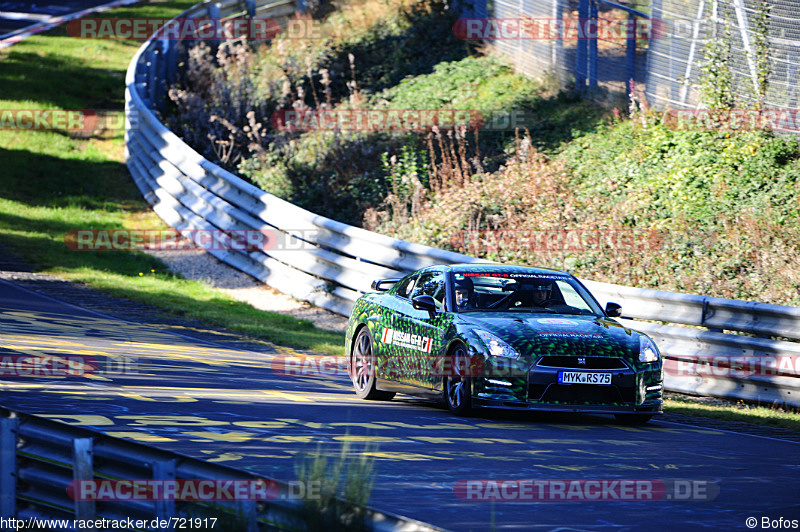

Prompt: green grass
xmin=376 ymin=56 xmax=606 ymax=153
xmin=65 ymin=267 xmax=345 ymax=356
xmin=0 ymin=0 xmax=345 ymax=357
xmin=665 ymin=395 xmax=800 ymax=432
xmin=560 ymin=117 xmax=800 ymax=227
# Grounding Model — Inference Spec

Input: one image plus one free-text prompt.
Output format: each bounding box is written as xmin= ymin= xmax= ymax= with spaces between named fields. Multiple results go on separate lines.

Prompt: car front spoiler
xmin=471 ymin=398 xmax=663 ymax=415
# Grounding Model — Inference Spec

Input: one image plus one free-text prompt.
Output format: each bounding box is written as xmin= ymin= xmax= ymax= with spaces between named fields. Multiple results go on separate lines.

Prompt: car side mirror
xmin=605 ymin=302 xmax=622 ymax=318
xmin=412 ymin=295 xmax=438 ymax=319
xmin=371 ymin=278 xmax=401 ymax=291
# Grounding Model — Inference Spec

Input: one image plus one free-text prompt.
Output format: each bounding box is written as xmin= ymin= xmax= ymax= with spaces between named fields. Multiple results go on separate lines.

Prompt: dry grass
xmin=366 ymin=123 xmax=800 ymax=307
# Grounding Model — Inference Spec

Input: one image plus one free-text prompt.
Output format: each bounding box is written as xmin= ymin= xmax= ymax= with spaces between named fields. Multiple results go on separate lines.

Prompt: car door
xmin=372 ymin=272 xmax=417 ymax=384
xmin=390 ymin=270 xmax=449 ymax=389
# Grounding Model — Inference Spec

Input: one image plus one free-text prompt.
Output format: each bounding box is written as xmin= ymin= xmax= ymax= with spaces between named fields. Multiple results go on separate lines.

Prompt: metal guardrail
xmin=0 ymin=407 xmax=439 ymax=530
xmin=124 ymin=0 xmax=800 ymax=408
xmin=584 ymin=281 xmax=800 ymax=406
xmin=582 ymin=280 xmax=800 ymax=341
xmin=124 ymin=0 xmax=484 ymax=316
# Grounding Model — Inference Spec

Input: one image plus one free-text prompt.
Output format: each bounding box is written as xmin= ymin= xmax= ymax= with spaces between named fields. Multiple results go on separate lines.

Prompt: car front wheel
xmin=444 ymin=344 xmax=472 ymax=416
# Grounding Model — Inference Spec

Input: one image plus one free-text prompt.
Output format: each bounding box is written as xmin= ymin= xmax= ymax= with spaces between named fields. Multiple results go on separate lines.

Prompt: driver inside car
xmin=531 ymin=282 xmax=554 ymax=306
xmin=454 ymin=277 xmax=474 ymax=311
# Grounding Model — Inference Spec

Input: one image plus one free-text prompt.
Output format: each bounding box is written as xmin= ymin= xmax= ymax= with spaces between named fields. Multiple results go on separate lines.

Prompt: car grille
xmin=528 ymin=383 xmax=635 ymax=404
xmin=535 ymin=356 xmax=628 ymax=370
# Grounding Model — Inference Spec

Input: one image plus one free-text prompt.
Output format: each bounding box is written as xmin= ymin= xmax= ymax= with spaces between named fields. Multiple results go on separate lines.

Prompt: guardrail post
xmin=701 ymin=299 xmax=724 ymax=333
xmin=156 ymin=41 xmax=168 ymax=112
xmin=1 ymin=416 xmax=18 ymax=518
xmin=165 ymin=39 xmax=177 ymax=86
xmin=208 ymin=3 xmax=221 ymax=47
xmin=153 ymin=459 xmax=177 ymax=525
xmin=146 ymin=48 xmax=157 ymax=108
xmin=73 ymin=437 xmax=96 ymax=521
xmin=237 ymin=500 xmax=257 ymax=532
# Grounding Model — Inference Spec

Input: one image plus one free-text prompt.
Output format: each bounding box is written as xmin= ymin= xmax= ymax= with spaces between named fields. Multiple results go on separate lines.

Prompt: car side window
xmin=411 ymin=271 xmax=446 ymax=309
xmin=393 ymin=274 xmax=417 ymax=300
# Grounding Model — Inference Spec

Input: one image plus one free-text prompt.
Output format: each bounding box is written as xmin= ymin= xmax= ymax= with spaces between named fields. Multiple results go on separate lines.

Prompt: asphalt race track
xmin=0 ymin=1 xmax=138 ymax=42
xmin=1 ymin=278 xmax=799 ymax=530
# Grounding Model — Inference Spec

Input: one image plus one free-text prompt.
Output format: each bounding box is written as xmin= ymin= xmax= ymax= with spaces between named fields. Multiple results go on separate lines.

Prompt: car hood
xmin=459 ymin=312 xmax=641 ymax=360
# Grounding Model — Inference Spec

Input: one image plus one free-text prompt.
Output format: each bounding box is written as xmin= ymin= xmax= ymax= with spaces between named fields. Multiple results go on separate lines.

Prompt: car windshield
xmin=453 ymin=272 xmax=603 ymax=316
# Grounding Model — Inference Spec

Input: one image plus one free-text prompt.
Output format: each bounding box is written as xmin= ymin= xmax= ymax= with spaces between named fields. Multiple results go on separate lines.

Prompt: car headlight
xmin=639 ymin=336 xmax=660 ymax=364
xmin=474 ymin=329 xmax=520 ymax=359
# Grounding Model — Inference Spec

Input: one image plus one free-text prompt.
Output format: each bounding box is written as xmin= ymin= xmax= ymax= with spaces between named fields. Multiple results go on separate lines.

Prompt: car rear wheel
xmin=614 ymin=414 xmax=653 ymax=425
xmin=351 ymin=327 xmax=395 ymax=401
xmin=444 ymin=344 xmax=472 ymax=416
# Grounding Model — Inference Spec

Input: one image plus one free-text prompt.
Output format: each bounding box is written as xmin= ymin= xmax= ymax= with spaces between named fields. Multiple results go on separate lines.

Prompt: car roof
xmin=444 ymin=263 xmax=571 ymax=276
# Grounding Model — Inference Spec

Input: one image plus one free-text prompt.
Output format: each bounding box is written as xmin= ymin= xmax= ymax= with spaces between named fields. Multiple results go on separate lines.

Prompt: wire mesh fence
xmin=647 ymin=0 xmax=800 ymax=118
xmin=457 ymin=0 xmax=651 ymax=96
xmin=459 ymin=0 xmax=799 ymax=134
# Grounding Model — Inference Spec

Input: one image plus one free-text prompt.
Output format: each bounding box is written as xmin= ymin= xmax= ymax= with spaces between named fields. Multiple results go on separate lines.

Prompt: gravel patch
xmin=144 ymin=248 xmax=349 ymax=332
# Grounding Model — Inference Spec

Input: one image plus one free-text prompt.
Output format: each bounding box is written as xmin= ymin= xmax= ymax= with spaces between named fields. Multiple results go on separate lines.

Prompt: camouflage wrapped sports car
xmin=346 ymin=264 xmax=663 ymax=423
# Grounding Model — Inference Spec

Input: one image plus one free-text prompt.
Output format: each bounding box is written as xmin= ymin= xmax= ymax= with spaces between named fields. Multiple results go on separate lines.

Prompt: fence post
xmin=73 ymin=437 xmax=96 ymax=522
xmin=588 ymin=0 xmax=598 ymax=89
xmin=551 ymin=0 xmax=565 ymax=85
xmin=625 ymin=12 xmax=636 ymax=89
xmin=575 ymin=0 xmax=589 ymax=89
xmin=0 ymin=417 xmax=18 ymax=518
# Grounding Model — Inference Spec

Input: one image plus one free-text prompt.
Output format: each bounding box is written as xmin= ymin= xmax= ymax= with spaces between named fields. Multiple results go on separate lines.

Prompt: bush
xmin=368 ymin=116 xmax=800 ymax=306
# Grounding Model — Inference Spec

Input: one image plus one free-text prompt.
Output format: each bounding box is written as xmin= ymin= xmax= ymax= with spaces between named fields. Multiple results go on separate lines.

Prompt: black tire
xmin=351 ymin=327 xmax=395 ymax=401
xmin=614 ymin=414 xmax=653 ymax=425
xmin=444 ymin=344 xmax=472 ymax=416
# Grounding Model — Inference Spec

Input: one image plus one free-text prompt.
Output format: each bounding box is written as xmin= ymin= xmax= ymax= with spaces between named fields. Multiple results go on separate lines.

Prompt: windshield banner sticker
xmin=458 ymin=272 xmax=571 ymax=281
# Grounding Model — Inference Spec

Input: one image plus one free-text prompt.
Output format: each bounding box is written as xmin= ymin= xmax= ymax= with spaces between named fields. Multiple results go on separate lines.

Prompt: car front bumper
xmin=472 ymin=360 xmax=663 ymax=413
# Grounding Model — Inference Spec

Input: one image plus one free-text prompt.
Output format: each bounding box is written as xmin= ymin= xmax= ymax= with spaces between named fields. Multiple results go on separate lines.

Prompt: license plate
xmin=558 ymin=371 xmax=611 ymax=385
